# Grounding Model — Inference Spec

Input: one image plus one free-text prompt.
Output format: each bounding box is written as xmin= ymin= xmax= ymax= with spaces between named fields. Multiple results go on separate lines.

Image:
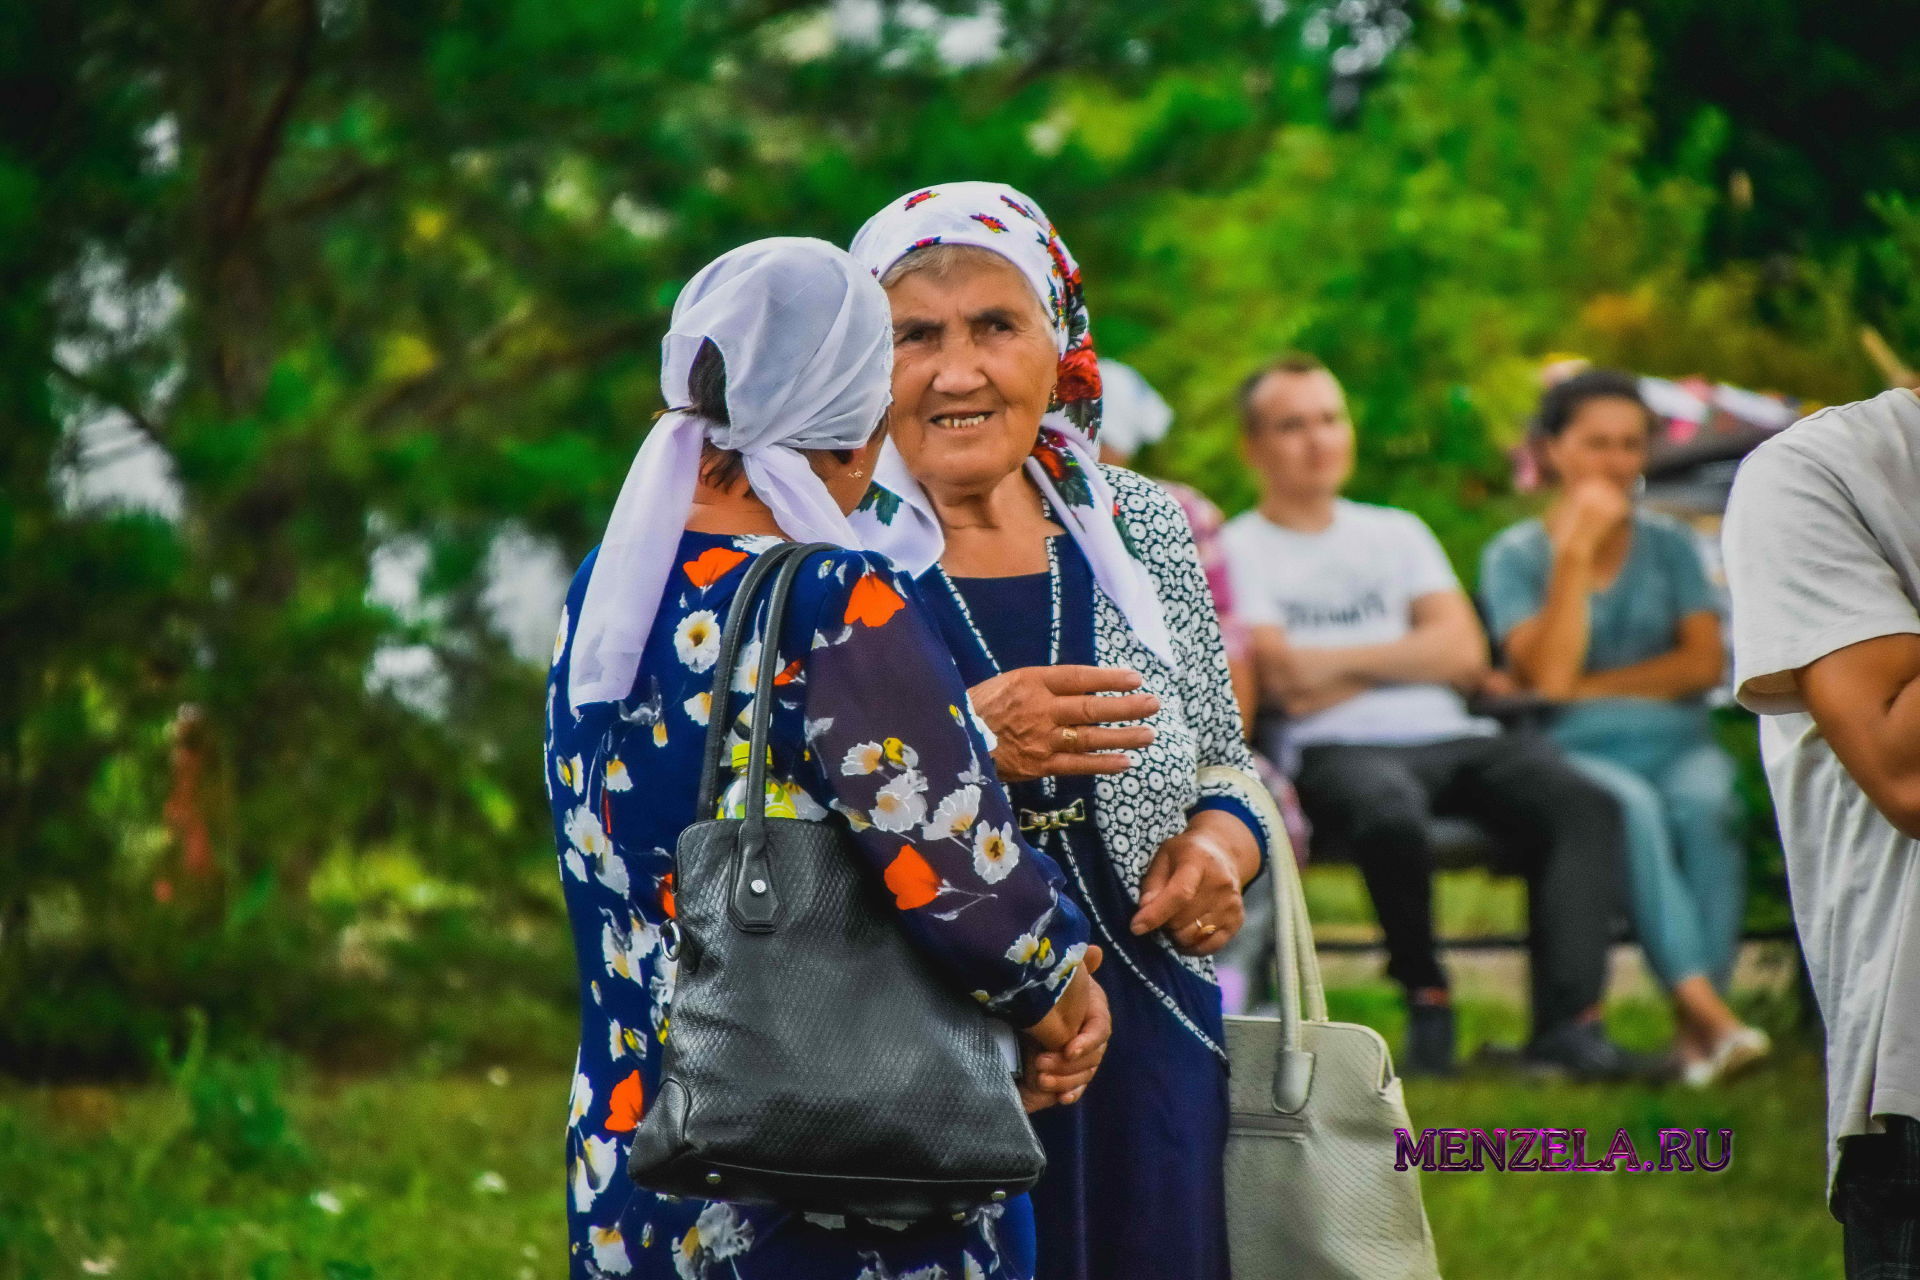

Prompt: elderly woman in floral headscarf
xmin=848 ymin=183 xmax=1277 ymax=1280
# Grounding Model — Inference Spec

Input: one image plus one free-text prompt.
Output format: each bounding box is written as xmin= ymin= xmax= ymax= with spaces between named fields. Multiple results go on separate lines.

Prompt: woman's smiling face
xmin=883 ymin=248 xmax=1058 ymax=499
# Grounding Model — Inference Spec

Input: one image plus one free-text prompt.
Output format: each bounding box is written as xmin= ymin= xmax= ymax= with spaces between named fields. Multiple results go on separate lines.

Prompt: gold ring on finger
xmin=1059 ymin=726 xmax=1080 ymax=748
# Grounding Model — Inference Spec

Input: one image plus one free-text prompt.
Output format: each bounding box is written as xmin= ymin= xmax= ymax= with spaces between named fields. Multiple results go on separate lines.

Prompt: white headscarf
xmin=568 ymin=237 xmax=892 ymax=711
xmin=847 ymin=181 xmax=1177 ymax=668
xmin=1096 ymin=359 xmax=1174 ymax=460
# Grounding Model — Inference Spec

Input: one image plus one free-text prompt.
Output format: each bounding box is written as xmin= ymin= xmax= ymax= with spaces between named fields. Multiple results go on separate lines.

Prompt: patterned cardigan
xmin=1084 ymin=464 xmax=1277 ymax=978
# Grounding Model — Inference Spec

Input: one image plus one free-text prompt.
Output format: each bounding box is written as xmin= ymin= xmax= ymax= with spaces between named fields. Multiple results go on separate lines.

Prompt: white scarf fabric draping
xmin=1095 ymin=358 xmax=1174 ymax=460
xmin=567 ymin=237 xmax=893 ymax=711
xmin=846 ymin=181 xmax=1177 ymax=668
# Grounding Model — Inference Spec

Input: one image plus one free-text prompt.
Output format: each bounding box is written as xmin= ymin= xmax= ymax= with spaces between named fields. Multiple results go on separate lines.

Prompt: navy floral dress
xmin=544 ymin=531 xmax=1091 ymax=1280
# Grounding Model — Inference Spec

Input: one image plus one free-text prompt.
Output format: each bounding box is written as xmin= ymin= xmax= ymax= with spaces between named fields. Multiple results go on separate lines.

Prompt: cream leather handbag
xmin=1220 ymin=773 xmax=1443 ymax=1280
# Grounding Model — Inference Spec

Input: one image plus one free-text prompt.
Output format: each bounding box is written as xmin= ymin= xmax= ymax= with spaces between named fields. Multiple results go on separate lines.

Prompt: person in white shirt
xmin=1723 ymin=387 xmax=1920 ymax=1276
xmin=1220 ymin=353 xmax=1638 ymax=1080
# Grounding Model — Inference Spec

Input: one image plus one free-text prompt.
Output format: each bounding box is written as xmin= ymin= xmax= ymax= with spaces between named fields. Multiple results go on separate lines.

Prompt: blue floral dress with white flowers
xmin=544 ymin=531 xmax=1092 ymax=1280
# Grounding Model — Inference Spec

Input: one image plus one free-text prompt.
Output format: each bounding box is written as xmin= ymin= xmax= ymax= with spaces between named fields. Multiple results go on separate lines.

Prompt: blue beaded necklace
xmin=935 ymin=535 xmax=1064 ymax=803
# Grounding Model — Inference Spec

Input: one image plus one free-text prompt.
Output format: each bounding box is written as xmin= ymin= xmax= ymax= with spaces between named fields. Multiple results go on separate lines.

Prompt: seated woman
xmin=1479 ymin=368 xmax=1769 ymax=1087
xmin=547 ymin=237 xmax=1109 ymax=1280
xmin=848 ymin=183 xmax=1277 ymax=1280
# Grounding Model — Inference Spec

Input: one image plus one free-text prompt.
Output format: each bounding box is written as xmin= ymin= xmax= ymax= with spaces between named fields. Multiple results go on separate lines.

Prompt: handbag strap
xmin=1265 ymin=792 xmax=1327 ymax=1112
xmin=737 ymin=543 xmax=836 ymax=832
xmin=687 ymin=538 xmax=836 ymax=933
xmin=693 ymin=540 xmax=812 ymax=817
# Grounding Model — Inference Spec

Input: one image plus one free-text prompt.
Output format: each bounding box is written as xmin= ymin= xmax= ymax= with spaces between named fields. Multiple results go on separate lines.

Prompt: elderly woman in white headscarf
xmin=545 ymin=237 xmax=1109 ymax=1280
xmin=847 ymin=184 xmax=1278 ymax=1280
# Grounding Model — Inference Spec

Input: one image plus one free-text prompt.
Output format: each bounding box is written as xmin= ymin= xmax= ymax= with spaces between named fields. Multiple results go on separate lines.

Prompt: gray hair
xmin=878 ymin=242 xmax=1051 ymax=327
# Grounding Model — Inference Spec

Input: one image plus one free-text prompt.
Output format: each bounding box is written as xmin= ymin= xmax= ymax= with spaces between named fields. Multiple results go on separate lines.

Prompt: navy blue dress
xmin=921 ymin=535 xmax=1233 ymax=1280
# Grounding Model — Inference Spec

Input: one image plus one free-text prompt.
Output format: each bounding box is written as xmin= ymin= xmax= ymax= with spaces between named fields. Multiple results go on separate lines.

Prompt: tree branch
xmin=223 ymin=0 xmax=320 ymax=243
xmin=356 ymin=320 xmax=649 ymax=435
xmin=50 ymin=359 xmax=169 ymax=447
xmin=267 ymin=162 xmax=398 ymax=224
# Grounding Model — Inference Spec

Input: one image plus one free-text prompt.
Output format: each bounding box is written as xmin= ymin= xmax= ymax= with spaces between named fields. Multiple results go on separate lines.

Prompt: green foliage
xmin=159 ymin=1017 xmax=311 ymax=1177
xmin=0 ymin=0 xmax=1909 ymax=1069
xmin=1116 ymin=0 xmax=1881 ymax=569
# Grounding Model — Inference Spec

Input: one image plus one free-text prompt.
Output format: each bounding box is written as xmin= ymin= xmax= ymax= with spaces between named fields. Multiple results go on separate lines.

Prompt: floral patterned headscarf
xmin=848 ymin=181 xmax=1176 ymax=668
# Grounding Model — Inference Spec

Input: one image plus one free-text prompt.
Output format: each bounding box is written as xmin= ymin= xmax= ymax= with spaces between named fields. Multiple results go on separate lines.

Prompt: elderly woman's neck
xmin=926 ymin=470 xmax=1060 ymax=577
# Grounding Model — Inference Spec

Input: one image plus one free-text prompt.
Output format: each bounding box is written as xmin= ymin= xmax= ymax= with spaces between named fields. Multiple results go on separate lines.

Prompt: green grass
xmin=1408 ymin=1051 xmax=1840 ymax=1279
xmin=1 ymin=1023 xmax=1842 ymax=1280
xmin=0 ymin=1065 xmax=567 ymax=1280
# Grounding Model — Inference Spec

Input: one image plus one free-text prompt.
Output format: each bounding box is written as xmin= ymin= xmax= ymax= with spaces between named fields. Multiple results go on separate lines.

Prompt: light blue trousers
xmin=1554 ymin=701 xmax=1745 ymax=993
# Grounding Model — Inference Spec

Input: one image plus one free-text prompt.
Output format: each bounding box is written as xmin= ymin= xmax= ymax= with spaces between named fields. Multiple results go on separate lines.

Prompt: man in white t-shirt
xmin=1220 ymin=354 xmax=1636 ymax=1080
xmin=1723 ymin=388 xmax=1920 ymax=1275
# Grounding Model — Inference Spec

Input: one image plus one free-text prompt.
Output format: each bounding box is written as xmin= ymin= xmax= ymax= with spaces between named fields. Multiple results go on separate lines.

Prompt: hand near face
xmin=969 ymin=665 xmax=1159 ymax=782
xmin=1549 ymin=478 xmax=1632 ymax=559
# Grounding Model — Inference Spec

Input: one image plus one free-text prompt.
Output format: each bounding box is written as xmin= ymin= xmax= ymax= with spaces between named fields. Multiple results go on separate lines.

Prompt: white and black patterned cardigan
xmin=1078 ymin=465 xmax=1277 ymax=981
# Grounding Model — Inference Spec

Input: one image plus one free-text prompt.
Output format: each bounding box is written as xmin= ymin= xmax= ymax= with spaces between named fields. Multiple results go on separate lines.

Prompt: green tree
xmin=1 ymin=0 xmax=1319 ymax=1069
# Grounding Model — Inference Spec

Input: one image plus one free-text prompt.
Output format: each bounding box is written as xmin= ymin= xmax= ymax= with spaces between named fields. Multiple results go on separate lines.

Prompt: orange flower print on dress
xmin=883 ymin=845 xmax=943 ymax=910
xmin=683 ymin=546 xmax=748 ymax=589
xmin=659 ymin=872 xmax=677 ymax=920
xmin=772 ymin=657 xmax=804 ymax=687
xmin=843 ymin=573 xmax=906 ymax=628
xmin=605 ymin=1069 xmax=645 ymax=1132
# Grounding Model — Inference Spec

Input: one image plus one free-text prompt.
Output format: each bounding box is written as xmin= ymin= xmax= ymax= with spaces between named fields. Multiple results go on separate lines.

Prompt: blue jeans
xmin=1554 ymin=700 xmax=1745 ymax=992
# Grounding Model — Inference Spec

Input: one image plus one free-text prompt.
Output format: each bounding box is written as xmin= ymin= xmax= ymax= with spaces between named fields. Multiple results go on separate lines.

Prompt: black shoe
xmin=1521 ymin=1020 xmax=1667 ymax=1083
xmin=1402 ymin=1001 xmax=1457 ymax=1078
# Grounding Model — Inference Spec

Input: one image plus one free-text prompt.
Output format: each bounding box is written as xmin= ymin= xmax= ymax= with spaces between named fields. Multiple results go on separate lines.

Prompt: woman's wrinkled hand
xmin=968 ymin=665 xmax=1158 ymax=783
xmin=1018 ymin=947 xmax=1110 ymax=1112
xmin=1129 ymin=818 xmax=1250 ymax=957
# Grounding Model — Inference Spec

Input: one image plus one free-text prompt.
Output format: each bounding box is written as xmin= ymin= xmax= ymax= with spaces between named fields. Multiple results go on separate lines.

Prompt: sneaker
xmin=1402 ymin=1001 xmax=1457 ymax=1079
xmin=1681 ymin=1026 xmax=1772 ymax=1088
xmin=1522 ymin=1019 xmax=1667 ymax=1083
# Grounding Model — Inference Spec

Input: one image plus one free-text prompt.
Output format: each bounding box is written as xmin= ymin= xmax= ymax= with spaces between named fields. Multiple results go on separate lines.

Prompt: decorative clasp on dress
xmin=1018 ymin=797 xmax=1087 ymax=833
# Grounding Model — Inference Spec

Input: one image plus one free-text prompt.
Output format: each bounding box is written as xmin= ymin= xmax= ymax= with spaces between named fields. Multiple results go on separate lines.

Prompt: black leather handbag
xmin=625 ymin=540 xmax=1046 ymax=1220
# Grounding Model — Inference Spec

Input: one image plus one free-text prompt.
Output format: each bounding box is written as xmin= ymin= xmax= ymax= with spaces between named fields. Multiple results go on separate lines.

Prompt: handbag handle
xmin=690 ymin=539 xmax=837 ymax=933
xmin=692 ymin=540 xmax=813 ymax=816
xmin=1268 ymin=822 xmax=1327 ymax=1112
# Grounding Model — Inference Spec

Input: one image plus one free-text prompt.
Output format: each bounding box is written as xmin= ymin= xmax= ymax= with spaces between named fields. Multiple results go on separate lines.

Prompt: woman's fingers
xmin=1038 ymin=665 xmax=1145 ymax=696
xmin=1056 ymin=724 xmax=1154 ymax=753
xmin=1047 ymin=752 xmax=1140 ymax=777
xmin=1035 ymin=1064 xmax=1100 ymax=1094
xmin=1130 ymin=857 xmax=1206 ymax=935
xmin=1170 ymin=893 xmax=1246 ymax=955
xmin=1064 ymin=691 xmax=1159 ymax=727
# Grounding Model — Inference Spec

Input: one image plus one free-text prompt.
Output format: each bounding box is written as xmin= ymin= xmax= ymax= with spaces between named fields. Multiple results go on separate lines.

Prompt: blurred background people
xmin=1221 ymin=353 xmax=1638 ymax=1081
xmin=1480 ymin=368 xmax=1766 ymax=1087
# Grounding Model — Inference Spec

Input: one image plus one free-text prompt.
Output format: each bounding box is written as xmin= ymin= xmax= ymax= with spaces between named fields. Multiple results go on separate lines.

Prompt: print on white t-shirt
xmin=1220 ymin=500 xmax=1492 ymax=749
